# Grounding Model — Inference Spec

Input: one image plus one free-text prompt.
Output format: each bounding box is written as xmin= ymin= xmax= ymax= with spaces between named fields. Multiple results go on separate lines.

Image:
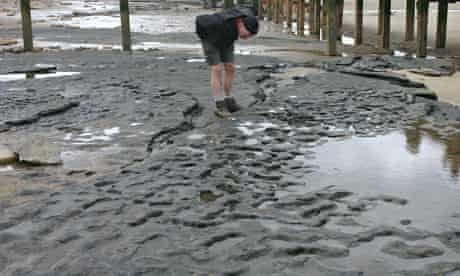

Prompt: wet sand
xmin=395 ymin=69 xmax=460 ymax=108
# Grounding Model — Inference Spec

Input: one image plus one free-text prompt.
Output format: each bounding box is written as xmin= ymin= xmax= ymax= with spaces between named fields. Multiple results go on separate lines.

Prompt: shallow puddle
xmin=61 ymin=145 xmax=123 ymax=172
xmin=281 ymin=125 xmax=460 ymax=233
xmin=306 ymin=128 xmax=460 ymax=191
xmin=0 ymin=72 xmax=80 ymax=82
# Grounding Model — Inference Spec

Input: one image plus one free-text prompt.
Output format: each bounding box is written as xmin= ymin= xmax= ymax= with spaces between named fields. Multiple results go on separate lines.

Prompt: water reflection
xmin=310 ymin=125 xmax=460 ymax=192
xmin=404 ymin=121 xmax=460 ymax=178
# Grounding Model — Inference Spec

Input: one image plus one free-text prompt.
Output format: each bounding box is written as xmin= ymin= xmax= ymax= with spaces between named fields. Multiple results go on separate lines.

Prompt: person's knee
xmin=224 ymin=63 xmax=235 ymax=74
xmin=211 ymin=64 xmax=222 ymax=74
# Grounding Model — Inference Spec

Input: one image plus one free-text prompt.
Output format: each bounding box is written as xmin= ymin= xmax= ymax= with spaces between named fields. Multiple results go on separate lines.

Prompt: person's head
xmin=236 ymin=15 xmax=259 ymax=39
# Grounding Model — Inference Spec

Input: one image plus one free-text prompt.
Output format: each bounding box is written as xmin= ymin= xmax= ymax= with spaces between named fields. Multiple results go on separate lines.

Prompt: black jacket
xmin=195 ymin=8 xmax=248 ymax=48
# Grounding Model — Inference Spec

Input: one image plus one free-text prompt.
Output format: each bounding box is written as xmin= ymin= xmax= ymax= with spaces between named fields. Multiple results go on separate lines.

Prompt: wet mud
xmin=1 ymin=49 xmax=460 ymax=275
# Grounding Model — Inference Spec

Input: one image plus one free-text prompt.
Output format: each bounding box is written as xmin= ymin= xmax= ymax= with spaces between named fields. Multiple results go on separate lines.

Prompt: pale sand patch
xmin=395 ymin=69 xmax=460 ymax=107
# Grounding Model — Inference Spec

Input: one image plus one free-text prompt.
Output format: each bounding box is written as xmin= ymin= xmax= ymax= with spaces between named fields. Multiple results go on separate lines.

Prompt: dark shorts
xmin=201 ymin=40 xmax=234 ymax=66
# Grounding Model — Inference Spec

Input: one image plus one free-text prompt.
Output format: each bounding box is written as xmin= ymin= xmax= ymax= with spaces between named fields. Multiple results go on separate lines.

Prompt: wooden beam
xmin=436 ymin=0 xmax=448 ymax=48
xmin=405 ymin=0 xmax=415 ymax=41
xmin=327 ymin=0 xmax=337 ymax=55
xmin=20 ymin=0 xmax=33 ymax=51
xmin=355 ymin=0 xmax=363 ymax=45
xmin=120 ymin=0 xmax=132 ymax=52
xmin=416 ymin=0 xmax=429 ymax=57
xmin=379 ymin=0 xmax=391 ymax=49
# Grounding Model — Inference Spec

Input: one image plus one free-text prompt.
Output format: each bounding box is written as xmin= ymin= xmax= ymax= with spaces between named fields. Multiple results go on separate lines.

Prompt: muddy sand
xmin=1 ymin=1 xmax=460 ymax=276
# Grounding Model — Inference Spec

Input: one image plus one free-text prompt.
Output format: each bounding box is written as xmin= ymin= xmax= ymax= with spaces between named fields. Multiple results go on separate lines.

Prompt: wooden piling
xmin=224 ymin=0 xmax=234 ymax=9
xmin=308 ymin=1 xmax=315 ymax=35
xmin=436 ymin=0 xmax=448 ymax=48
xmin=321 ymin=0 xmax=328 ymax=40
xmin=405 ymin=0 xmax=415 ymax=41
xmin=280 ymin=0 xmax=285 ymax=22
xmin=327 ymin=0 xmax=337 ymax=55
xmin=379 ymin=0 xmax=391 ymax=49
xmin=416 ymin=0 xmax=429 ymax=57
xmin=287 ymin=0 xmax=293 ymax=29
xmin=312 ymin=0 xmax=321 ymax=37
xmin=120 ymin=0 xmax=131 ymax=52
xmin=378 ymin=0 xmax=383 ymax=35
xmin=337 ymin=0 xmax=344 ymax=41
xmin=268 ymin=0 xmax=273 ymax=20
xmin=274 ymin=0 xmax=280 ymax=23
xmin=298 ymin=0 xmax=305 ymax=36
xmin=355 ymin=0 xmax=363 ymax=45
xmin=20 ymin=0 xmax=33 ymax=51
xmin=258 ymin=0 xmax=264 ymax=19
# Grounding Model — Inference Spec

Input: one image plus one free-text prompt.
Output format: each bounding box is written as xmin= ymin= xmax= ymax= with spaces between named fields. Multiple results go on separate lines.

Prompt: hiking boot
xmin=214 ymin=100 xmax=231 ymax=118
xmin=224 ymin=97 xmax=242 ymax=113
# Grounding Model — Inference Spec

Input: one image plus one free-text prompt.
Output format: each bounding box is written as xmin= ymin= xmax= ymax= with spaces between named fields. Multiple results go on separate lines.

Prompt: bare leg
xmin=211 ymin=64 xmax=223 ymax=99
xmin=223 ymin=63 xmax=235 ymax=97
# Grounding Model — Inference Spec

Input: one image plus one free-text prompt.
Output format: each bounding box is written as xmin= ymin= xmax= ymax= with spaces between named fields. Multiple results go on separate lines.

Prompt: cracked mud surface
xmin=1 ymin=49 xmax=460 ymax=276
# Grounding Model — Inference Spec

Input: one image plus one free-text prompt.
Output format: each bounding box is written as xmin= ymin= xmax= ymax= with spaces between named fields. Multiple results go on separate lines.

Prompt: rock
xmin=9 ymin=64 xmax=57 ymax=74
xmin=326 ymin=129 xmax=348 ymax=138
xmin=347 ymin=201 xmax=368 ymax=212
xmin=381 ymin=241 xmax=444 ymax=259
xmin=400 ymin=219 xmax=412 ymax=226
xmin=409 ymin=68 xmax=443 ymax=77
xmin=0 ymin=145 xmax=17 ymax=165
xmin=335 ymin=217 xmax=361 ymax=226
xmin=200 ymin=190 xmax=222 ymax=203
xmin=271 ymin=143 xmax=296 ymax=153
xmin=18 ymin=136 xmax=62 ymax=165
xmin=0 ymin=124 xmax=9 ymax=133
xmin=294 ymin=134 xmax=320 ymax=143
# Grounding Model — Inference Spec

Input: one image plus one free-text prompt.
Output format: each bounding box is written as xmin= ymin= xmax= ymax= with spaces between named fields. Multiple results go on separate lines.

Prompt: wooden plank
xmin=327 ymin=0 xmax=337 ymax=55
xmin=20 ymin=0 xmax=33 ymax=51
xmin=379 ymin=0 xmax=391 ymax=49
xmin=416 ymin=0 xmax=429 ymax=57
xmin=120 ymin=0 xmax=132 ymax=51
xmin=436 ymin=0 xmax=448 ymax=48
xmin=355 ymin=0 xmax=363 ymax=45
xmin=405 ymin=0 xmax=415 ymax=41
